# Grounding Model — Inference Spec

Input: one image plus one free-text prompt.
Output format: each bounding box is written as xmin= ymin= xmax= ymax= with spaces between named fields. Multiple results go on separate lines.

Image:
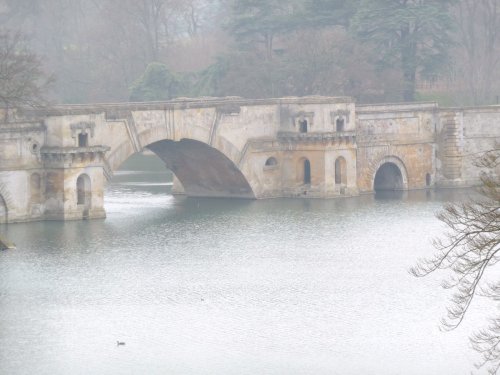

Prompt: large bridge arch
xmin=146 ymin=139 xmax=255 ymax=198
xmin=102 ymin=110 xmax=257 ymax=198
xmin=372 ymin=156 xmax=409 ymax=192
xmin=108 ymin=138 xmax=255 ymax=199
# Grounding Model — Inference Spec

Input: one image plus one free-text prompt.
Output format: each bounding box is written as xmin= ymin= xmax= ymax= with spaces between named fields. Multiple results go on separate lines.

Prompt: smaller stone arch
xmin=335 ymin=156 xmax=347 ymax=185
xmin=0 ymin=194 xmax=7 ymax=223
xmin=76 ymin=174 xmax=92 ymax=208
xmin=373 ymin=156 xmax=408 ymax=192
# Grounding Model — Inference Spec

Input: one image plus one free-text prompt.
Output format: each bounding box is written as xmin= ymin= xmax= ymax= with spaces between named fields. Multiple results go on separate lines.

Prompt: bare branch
xmin=0 ymin=29 xmax=54 ymax=122
xmin=412 ymin=148 xmax=500 ymax=373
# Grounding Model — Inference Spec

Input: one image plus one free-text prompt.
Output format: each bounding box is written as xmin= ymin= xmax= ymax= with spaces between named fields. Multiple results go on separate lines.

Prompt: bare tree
xmin=454 ymin=0 xmax=500 ymax=105
xmin=179 ymin=0 xmax=220 ymax=37
xmin=0 ymin=30 xmax=53 ymax=121
xmin=96 ymin=0 xmax=182 ymax=63
xmin=412 ymin=149 xmax=500 ymax=374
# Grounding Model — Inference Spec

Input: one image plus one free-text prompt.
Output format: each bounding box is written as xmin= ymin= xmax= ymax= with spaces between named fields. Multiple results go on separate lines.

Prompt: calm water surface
xmin=0 ymin=158 xmax=489 ymax=374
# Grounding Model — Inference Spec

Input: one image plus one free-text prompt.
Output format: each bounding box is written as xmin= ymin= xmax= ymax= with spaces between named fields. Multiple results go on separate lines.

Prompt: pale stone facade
xmin=0 ymin=97 xmax=499 ymax=223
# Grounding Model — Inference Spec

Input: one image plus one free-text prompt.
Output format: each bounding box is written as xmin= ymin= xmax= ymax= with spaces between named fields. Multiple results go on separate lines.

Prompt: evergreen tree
xmin=129 ymin=63 xmax=189 ymax=101
xmin=352 ymin=0 xmax=455 ymax=101
xmin=227 ymin=0 xmax=306 ymax=61
xmin=303 ymin=0 xmax=360 ymax=28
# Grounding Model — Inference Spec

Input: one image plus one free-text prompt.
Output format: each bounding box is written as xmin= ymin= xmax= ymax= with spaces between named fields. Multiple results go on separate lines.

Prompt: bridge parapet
xmin=1 ymin=97 xmax=500 ymax=223
xmin=18 ymin=96 xmax=352 ymax=116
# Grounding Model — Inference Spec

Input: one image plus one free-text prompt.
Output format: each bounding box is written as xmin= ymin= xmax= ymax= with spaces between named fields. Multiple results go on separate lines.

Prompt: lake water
xmin=0 ymin=156 xmax=489 ymax=374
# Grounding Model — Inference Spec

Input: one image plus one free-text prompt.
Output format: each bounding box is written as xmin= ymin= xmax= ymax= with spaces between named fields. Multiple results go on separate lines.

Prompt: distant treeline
xmin=1 ymin=0 xmax=499 ymax=106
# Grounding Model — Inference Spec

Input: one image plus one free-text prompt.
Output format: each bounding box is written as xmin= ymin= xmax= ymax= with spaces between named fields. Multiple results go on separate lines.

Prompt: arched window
xmin=299 ymin=119 xmax=308 ymax=133
xmin=265 ymin=157 xmax=278 ymax=167
xmin=30 ymin=173 xmax=42 ymax=204
xmin=304 ymin=159 xmax=311 ymax=184
xmin=336 ymin=118 xmax=345 ymax=132
xmin=335 ymin=157 xmax=347 ymax=185
xmin=77 ymin=174 xmax=91 ymax=207
xmin=78 ymin=132 xmax=88 ymax=147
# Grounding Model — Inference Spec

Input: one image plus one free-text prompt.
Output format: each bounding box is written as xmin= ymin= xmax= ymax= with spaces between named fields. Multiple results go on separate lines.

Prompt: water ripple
xmin=0 ymin=186 xmax=480 ymax=375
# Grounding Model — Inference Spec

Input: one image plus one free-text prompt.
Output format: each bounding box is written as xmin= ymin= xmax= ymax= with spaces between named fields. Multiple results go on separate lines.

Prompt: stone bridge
xmin=1 ymin=96 xmax=499 ymax=223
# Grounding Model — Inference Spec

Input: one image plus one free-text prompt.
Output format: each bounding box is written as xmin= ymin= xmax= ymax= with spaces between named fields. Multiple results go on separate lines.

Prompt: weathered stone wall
xmin=1 ymin=97 xmax=500 ymax=223
xmin=356 ymin=103 xmax=437 ymax=192
xmin=0 ymin=121 xmax=45 ymax=222
xmin=436 ymin=106 xmax=500 ymax=187
xmin=236 ymin=98 xmax=356 ymax=198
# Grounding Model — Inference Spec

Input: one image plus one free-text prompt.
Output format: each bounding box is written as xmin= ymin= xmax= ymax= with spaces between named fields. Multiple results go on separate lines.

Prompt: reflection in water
xmin=0 ymin=158 xmax=485 ymax=375
xmin=375 ymin=189 xmax=406 ymax=200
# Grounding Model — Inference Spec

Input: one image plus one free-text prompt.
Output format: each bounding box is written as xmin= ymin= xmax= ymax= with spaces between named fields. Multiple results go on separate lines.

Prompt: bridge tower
xmin=39 ymin=115 xmax=109 ymax=220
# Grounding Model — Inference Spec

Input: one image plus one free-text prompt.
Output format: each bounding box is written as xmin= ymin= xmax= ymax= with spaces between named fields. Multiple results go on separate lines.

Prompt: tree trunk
xmin=401 ymin=25 xmax=417 ymax=102
xmin=403 ymin=68 xmax=416 ymax=102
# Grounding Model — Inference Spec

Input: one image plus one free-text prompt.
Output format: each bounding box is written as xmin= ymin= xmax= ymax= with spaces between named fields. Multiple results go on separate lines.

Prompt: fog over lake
xmin=0 ymin=155 xmax=487 ymax=374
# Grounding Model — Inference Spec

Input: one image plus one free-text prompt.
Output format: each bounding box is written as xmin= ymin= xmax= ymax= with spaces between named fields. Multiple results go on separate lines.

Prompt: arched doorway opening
xmin=374 ymin=162 xmax=405 ymax=192
xmin=335 ymin=157 xmax=347 ymax=185
xmin=0 ymin=194 xmax=7 ymax=223
xmin=296 ymin=158 xmax=312 ymax=186
xmin=77 ymin=174 xmax=91 ymax=207
xmin=304 ymin=159 xmax=311 ymax=184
